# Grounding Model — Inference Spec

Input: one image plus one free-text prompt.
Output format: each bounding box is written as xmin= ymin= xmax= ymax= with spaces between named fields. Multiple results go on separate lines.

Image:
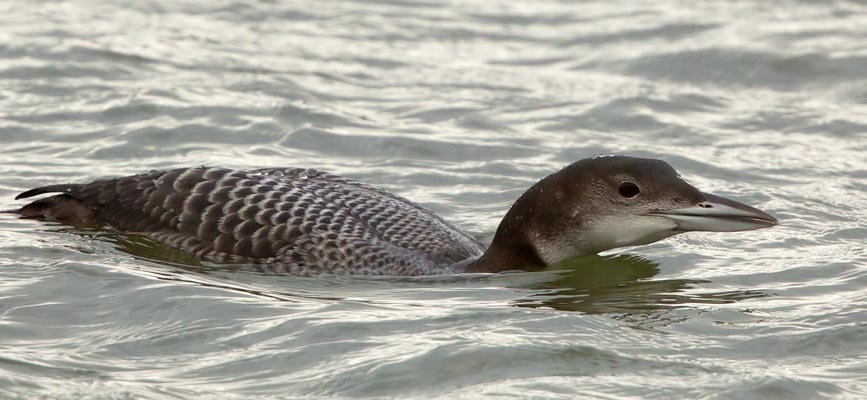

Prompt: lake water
xmin=1 ymin=1 xmax=866 ymax=398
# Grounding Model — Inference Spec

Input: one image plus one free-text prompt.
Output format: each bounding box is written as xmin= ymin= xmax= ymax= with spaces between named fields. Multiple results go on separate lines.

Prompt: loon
xmin=12 ymin=156 xmax=778 ymax=276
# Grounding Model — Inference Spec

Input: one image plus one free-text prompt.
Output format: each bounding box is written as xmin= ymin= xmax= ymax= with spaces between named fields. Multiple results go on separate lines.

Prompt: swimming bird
xmin=12 ymin=156 xmax=778 ymax=276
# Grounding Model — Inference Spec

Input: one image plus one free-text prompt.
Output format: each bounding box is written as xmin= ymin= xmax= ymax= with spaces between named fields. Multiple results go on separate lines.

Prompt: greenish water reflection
xmin=512 ymin=255 xmax=768 ymax=317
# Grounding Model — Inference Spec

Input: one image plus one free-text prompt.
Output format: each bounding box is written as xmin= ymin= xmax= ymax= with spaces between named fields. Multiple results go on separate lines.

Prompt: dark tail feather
xmin=19 ymin=194 xmax=79 ymax=217
xmin=15 ymin=184 xmax=81 ymax=200
xmin=13 ymin=191 xmax=96 ymax=226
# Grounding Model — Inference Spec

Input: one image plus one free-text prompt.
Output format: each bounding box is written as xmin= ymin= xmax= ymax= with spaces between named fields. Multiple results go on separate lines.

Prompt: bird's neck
xmin=464 ymin=239 xmax=547 ymax=273
xmin=464 ymin=196 xmax=551 ymax=273
xmin=464 ymin=174 xmax=560 ymax=273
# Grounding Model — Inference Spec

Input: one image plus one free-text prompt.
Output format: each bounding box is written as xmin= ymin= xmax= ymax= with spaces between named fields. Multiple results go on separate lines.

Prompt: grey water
xmin=1 ymin=0 xmax=866 ymax=398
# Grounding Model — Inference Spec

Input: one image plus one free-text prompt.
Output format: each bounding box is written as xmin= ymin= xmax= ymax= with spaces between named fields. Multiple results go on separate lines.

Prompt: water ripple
xmin=1 ymin=0 xmax=866 ymax=398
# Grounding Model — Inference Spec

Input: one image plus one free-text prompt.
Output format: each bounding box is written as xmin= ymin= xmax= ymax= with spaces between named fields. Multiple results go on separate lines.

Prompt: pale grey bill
xmin=646 ymin=193 xmax=779 ymax=232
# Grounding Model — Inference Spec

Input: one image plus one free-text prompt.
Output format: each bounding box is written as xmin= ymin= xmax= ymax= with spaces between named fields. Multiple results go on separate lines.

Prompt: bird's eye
xmin=618 ymin=182 xmax=640 ymax=198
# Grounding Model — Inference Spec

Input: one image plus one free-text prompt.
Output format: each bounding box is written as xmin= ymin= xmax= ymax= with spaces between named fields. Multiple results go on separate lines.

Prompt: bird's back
xmin=16 ymin=167 xmax=485 ymax=276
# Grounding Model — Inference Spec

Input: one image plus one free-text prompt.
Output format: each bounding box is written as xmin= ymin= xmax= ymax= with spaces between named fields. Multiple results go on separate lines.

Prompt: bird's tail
xmin=15 ymin=184 xmax=81 ymax=201
xmin=10 ymin=184 xmax=95 ymax=225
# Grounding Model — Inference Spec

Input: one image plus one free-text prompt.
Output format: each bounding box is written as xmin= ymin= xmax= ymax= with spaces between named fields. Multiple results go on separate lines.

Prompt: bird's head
xmin=470 ymin=156 xmax=778 ymax=272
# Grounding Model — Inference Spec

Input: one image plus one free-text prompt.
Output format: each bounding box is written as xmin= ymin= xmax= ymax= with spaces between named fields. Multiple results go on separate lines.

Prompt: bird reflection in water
xmin=511 ymin=254 xmax=768 ymax=325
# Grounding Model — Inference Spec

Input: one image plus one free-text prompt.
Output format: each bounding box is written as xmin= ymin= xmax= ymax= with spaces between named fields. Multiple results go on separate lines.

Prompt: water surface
xmin=1 ymin=0 xmax=866 ymax=398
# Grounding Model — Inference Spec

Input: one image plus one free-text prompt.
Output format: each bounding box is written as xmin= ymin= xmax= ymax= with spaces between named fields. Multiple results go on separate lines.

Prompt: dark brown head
xmin=467 ymin=156 xmax=778 ymax=273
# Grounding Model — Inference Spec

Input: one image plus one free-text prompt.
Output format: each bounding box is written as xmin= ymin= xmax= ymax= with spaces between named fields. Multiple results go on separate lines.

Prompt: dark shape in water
xmin=11 ymin=156 xmax=778 ymax=276
xmin=511 ymin=254 xmax=768 ymax=320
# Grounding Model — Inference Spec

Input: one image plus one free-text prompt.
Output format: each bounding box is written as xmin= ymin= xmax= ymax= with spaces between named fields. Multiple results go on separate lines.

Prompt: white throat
xmin=533 ymin=215 xmax=679 ymax=264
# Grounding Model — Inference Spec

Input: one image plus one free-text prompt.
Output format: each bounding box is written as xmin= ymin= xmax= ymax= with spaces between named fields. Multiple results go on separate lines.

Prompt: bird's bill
xmin=646 ymin=193 xmax=779 ymax=232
